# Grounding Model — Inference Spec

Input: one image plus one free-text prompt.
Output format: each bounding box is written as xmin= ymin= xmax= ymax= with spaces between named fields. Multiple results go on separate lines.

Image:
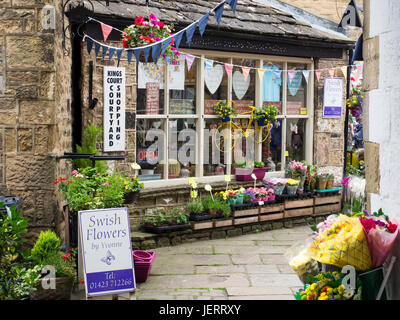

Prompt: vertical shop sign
xmin=146 ymin=82 xmax=160 ymax=114
xmin=104 ymin=66 xmax=126 ymax=151
xmin=323 ymin=77 xmax=344 ymax=118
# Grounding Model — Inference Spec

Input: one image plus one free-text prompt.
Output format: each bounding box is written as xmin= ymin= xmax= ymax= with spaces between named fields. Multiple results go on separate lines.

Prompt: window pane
xmin=136 ymin=61 xmax=165 ymax=115
xmin=169 ymin=56 xmax=197 ymax=115
xmin=203 ymin=119 xmax=228 ymax=176
xmin=232 ymin=58 xmax=256 ymax=114
xmin=286 ymin=118 xmax=306 ymax=162
xmin=231 ymin=118 xmax=255 ymax=174
xmin=136 ymin=119 xmax=165 ymax=180
xmin=286 ymin=63 xmax=308 ymax=116
xmin=262 ymin=119 xmax=282 ymax=171
xmin=204 ymin=57 xmax=230 ymax=115
xmin=167 ymin=119 xmax=197 ymax=179
xmin=262 ymin=62 xmax=283 ymax=114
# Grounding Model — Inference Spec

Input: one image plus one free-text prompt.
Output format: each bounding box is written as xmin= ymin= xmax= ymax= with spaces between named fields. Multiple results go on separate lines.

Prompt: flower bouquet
xmin=286 ymin=179 xmax=299 ymax=196
xmin=346 ymin=94 xmax=363 ymax=122
xmin=247 ymin=187 xmax=269 ymax=202
xmin=287 ymin=161 xmax=307 ymax=192
xmin=264 ymin=178 xmax=287 ymax=196
xmin=122 ymin=14 xmax=180 ymax=64
xmin=360 ymin=209 xmax=399 ymax=267
xmin=214 ymin=100 xmax=237 ymax=123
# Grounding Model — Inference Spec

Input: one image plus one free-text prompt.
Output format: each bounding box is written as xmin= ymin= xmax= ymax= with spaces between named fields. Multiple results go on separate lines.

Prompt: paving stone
xmin=213 ymin=245 xmax=287 ymax=255
xmin=228 ymin=295 xmax=294 ymax=300
xmin=151 ymin=264 xmax=195 ymax=275
xmin=196 ymin=265 xmax=246 ymax=274
xmin=249 ymin=273 xmax=303 ymax=287
xmin=272 ymin=232 xmax=313 ymax=241
xmin=260 ymin=254 xmax=289 ymax=265
xmin=152 ymin=254 xmax=231 ymax=267
xmin=231 ymin=254 xmax=262 ymax=265
xmin=153 ymin=245 xmax=213 ymax=255
xmin=226 ymin=286 xmax=293 ymax=296
xmin=245 ymin=264 xmax=280 ymax=274
xmin=277 ymin=264 xmax=296 ymax=274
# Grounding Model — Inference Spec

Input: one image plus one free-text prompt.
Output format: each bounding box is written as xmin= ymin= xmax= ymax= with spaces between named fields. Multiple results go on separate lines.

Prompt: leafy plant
xmin=202 ymin=196 xmax=221 ymax=212
xmin=31 ymin=230 xmax=61 ymax=264
xmin=254 ymin=161 xmax=265 ymax=168
xmin=217 ymin=201 xmax=231 ymax=218
xmin=40 ymin=250 xmax=77 ymax=281
xmin=253 ymin=103 xmax=279 ymax=123
xmin=213 ymin=100 xmax=238 ymax=120
xmin=187 ymin=198 xmax=204 ymax=215
xmin=74 ymin=124 xmax=108 ymax=173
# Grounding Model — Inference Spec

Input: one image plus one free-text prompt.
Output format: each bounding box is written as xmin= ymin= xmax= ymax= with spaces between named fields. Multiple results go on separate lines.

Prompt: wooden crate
xmin=214 ymin=218 xmax=233 ymax=228
xmin=259 ymin=213 xmax=284 ymax=222
xmin=234 ymin=216 xmax=259 ymax=225
xmin=260 ymin=204 xmax=284 ymax=214
xmin=314 ymin=203 xmax=341 ymax=216
xmin=284 ymin=198 xmax=314 ymax=209
xmin=233 ymin=207 xmax=259 ymax=217
xmin=284 ymin=207 xmax=313 ymax=218
xmin=314 ymin=195 xmax=342 ymax=206
xmin=191 ymin=221 xmax=213 ymax=230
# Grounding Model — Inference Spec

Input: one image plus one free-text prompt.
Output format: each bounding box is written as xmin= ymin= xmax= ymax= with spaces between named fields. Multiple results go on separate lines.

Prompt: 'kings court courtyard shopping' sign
xmin=79 ymin=207 xmax=136 ymax=298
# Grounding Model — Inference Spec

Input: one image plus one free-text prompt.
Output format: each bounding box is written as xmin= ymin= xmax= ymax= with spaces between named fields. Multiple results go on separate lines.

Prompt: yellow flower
xmin=191 ymin=190 xmax=198 ymax=199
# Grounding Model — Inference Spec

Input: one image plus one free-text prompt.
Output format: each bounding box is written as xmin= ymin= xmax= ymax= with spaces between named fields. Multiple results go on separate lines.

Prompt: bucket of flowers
xmin=122 ymin=14 xmax=180 ymax=65
xmin=213 ymin=100 xmax=238 ymax=123
xmin=286 ymin=179 xmax=300 ymax=196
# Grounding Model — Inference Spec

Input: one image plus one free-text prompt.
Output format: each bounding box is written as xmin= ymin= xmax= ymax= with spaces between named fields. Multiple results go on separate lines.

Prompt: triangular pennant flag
xmin=134 ymin=48 xmax=141 ymax=64
xmin=174 ymin=31 xmax=184 ymax=50
xmin=228 ymin=0 xmax=238 ymax=14
xmin=339 ymin=0 xmax=362 ymax=28
xmin=185 ymin=54 xmax=195 ymax=71
xmin=127 ymin=50 xmax=133 ymax=64
xmin=152 ymin=42 xmax=162 ymax=64
xmin=302 ymin=70 xmax=310 ymax=84
xmin=257 ymin=68 xmax=265 ymax=80
xmin=143 ymin=46 xmax=151 ymax=63
xmin=214 ymin=3 xmax=224 ymax=26
xmin=116 ymin=48 xmax=123 ymax=66
xmin=224 ymin=63 xmax=233 ymax=78
xmin=273 ymin=70 xmax=282 ymax=84
xmin=341 ymin=66 xmax=348 ymax=79
xmin=204 ymin=59 xmax=214 ymax=73
xmin=101 ymin=23 xmax=113 ymax=42
xmin=242 ymin=67 xmax=250 ymax=81
xmin=328 ymin=68 xmax=335 ymax=78
xmin=161 ymin=37 xmax=172 ymax=55
xmin=94 ymin=42 xmax=101 ymax=57
xmin=185 ymin=23 xmax=197 ymax=47
xmin=101 ymin=45 xmax=108 ymax=61
xmin=288 ymin=70 xmax=297 ymax=84
xmin=198 ymin=12 xmax=210 ymax=36
xmin=315 ymin=70 xmax=322 ymax=82
xmin=86 ymin=37 xmax=93 ymax=55
xmin=108 ymin=47 xmax=116 ymax=61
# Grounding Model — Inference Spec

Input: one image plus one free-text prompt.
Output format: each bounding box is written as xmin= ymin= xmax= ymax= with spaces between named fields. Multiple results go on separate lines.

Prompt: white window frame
xmin=136 ymin=49 xmax=314 ymax=189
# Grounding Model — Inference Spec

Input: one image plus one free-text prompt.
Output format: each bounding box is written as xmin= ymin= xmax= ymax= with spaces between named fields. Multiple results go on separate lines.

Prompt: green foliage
xmin=40 ymin=250 xmax=77 ymax=281
xmin=217 ymin=201 xmax=231 ymax=218
xmin=254 ymin=161 xmax=265 ymax=168
xmin=213 ymin=100 xmax=238 ymax=119
xmin=144 ymin=211 xmax=168 ymax=227
xmin=202 ymin=196 xmax=221 ymax=211
xmin=74 ymin=124 xmax=108 ymax=172
xmin=168 ymin=208 xmax=189 ymax=224
xmin=31 ymin=230 xmax=61 ymax=264
xmin=187 ymin=198 xmax=204 ymax=214
xmin=253 ymin=103 xmax=279 ymax=122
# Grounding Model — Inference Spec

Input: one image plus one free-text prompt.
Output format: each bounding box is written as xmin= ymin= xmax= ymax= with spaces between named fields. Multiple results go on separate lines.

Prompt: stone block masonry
xmin=0 ymin=0 xmax=73 ymax=245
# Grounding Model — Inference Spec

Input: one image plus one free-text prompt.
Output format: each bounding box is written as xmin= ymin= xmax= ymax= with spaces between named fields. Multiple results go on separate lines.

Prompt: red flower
xmin=80 ymin=280 xmax=84 ymax=285
xmin=157 ymin=21 xmax=165 ymax=28
xmin=54 ymin=180 xmax=58 ymax=184
xmin=387 ymin=222 xmax=398 ymax=233
xmin=122 ymin=39 xmax=128 ymax=48
xmin=360 ymin=218 xmax=376 ymax=233
xmin=144 ymin=36 xmax=152 ymax=42
xmin=135 ymin=16 xmax=144 ymax=25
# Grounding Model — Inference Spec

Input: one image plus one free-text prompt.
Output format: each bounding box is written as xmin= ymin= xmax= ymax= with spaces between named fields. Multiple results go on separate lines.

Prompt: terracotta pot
xmin=30 ymin=276 xmax=74 ymax=300
xmin=209 ymin=209 xmax=217 ymax=215
xmin=317 ymin=177 xmax=328 ymax=190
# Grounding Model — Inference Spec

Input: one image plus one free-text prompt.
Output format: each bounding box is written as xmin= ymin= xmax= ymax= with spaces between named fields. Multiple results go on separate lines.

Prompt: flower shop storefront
xmin=62 ymin=0 xmax=355 ymax=242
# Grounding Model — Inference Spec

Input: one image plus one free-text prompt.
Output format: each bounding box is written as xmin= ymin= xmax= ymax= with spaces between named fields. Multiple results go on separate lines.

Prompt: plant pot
xmin=268 ymin=195 xmax=276 ymax=201
xmin=287 ymin=185 xmax=299 ymax=196
xmin=123 ymin=190 xmax=139 ymax=204
xmin=326 ymin=178 xmax=334 ymax=189
xmin=228 ymin=197 xmax=237 ymax=206
xmin=133 ymin=250 xmax=156 ymax=283
xmin=317 ymin=177 xmax=328 ymax=190
xmin=30 ymin=276 xmax=74 ymax=300
xmin=257 ymin=117 xmax=268 ymax=127
xmin=235 ymin=195 xmax=244 ymax=205
xmin=252 ymin=167 xmax=268 ymax=180
xmin=273 ymin=184 xmax=286 ymax=196
xmin=208 ymin=209 xmax=217 ymax=215
xmin=234 ymin=168 xmax=254 ymax=181
xmin=221 ymin=116 xmax=231 ymax=123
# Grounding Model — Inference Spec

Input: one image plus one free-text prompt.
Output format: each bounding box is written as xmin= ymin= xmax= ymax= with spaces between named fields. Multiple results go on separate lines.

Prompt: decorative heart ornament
xmin=288 ymin=71 xmax=303 ymax=96
xmin=233 ymin=70 xmax=250 ymax=100
xmin=204 ymin=64 xmax=224 ymax=95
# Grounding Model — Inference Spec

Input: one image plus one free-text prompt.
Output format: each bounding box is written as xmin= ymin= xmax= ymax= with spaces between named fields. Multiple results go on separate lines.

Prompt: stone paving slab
xmin=196 ymin=265 xmax=247 ymax=274
xmin=152 ymin=254 xmax=232 ymax=266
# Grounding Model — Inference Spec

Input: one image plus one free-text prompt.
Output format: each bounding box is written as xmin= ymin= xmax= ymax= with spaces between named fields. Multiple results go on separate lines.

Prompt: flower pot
xmin=273 ymin=184 xmax=286 ymax=196
xmin=234 ymin=168 xmax=253 ymax=181
xmin=252 ymin=167 xmax=268 ymax=180
xmin=228 ymin=197 xmax=237 ymax=206
xmin=326 ymin=177 xmax=334 ymax=189
xmin=287 ymin=185 xmax=299 ymax=196
xmin=317 ymin=177 xmax=328 ymax=190
xmin=268 ymin=195 xmax=276 ymax=201
xmin=221 ymin=116 xmax=231 ymax=123
xmin=208 ymin=209 xmax=217 ymax=215
xmin=257 ymin=117 xmax=268 ymax=127
xmin=133 ymin=250 xmax=156 ymax=283
xmin=30 ymin=276 xmax=74 ymax=300
xmin=235 ymin=195 xmax=244 ymax=205
xmin=123 ymin=190 xmax=139 ymax=204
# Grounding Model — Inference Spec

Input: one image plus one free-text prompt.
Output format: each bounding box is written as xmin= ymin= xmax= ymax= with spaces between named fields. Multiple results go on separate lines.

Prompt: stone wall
xmin=313 ymin=53 xmax=349 ymax=184
xmin=0 ymin=0 xmax=73 ymax=244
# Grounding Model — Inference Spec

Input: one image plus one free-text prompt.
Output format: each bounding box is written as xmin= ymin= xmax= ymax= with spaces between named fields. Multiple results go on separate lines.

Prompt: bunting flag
xmin=224 ymin=63 xmax=233 ymax=78
xmin=328 ymin=68 xmax=335 ymax=78
xmin=94 ymin=42 xmax=101 ymax=57
xmin=214 ymin=2 xmax=225 ymax=26
xmin=161 ymin=37 xmax=172 ymax=55
xmin=174 ymin=31 xmax=184 ymax=49
xmin=101 ymin=23 xmax=113 ymax=42
xmin=339 ymin=0 xmax=362 ymax=28
xmin=205 ymin=59 xmax=214 ymax=73
xmin=101 ymin=45 xmax=108 ymax=61
xmin=257 ymin=68 xmax=265 ymax=80
xmin=185 ymin=23 xmax=197 ymax=47
xmin=134 ymin=49 xmax=141 ymax=65
xmin=127 ymin=49 xmax=134 ymax=64
xmin=315 ymin=69 xmax=322 ymax=82
xmin=143 ymin=46 xmax=151 ymax=63
xmin=302 ymin=70 xmax=310 ymax=84
xmin=116 ymin=48 xmax=123 ymax=66
xmin=341 ymin=66 xmax=348 ymax=79
xmin=288 ymin=70 xmax=297 ymax=84
xmin=356 ymin=64 xmax=363 ymax=77
xmin=198 ymin=12 xmax=210 ymax=36
xmin=227 ymin=0 xmax=238 ymax=15
xmin=152 ymin=42 xmax=162 ymax=63
xmin=242 ymin=67 xmax=250 ymax=81
xmin=108 ymin=47 xmax=116 ymax=61
xmin=86 ymin=37 xmax=93 ymax=54
xmin=186 ymin=54 xmax=195 ymax=71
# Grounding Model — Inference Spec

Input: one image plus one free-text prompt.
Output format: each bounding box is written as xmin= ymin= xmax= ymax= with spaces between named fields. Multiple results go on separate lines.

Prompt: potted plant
xmin=316 ymin=173 xmax=329 ymax=191
xmin=213 ymin=100 xmax=238 ymax=123
xmin=286 ymin=179 xmax=300 ymax=196
xmin=233 ymin=160 xmax=254 ymax=181
xmin=122 ymin=14 xmax=180 ymax=65
xmin=287 ymin=161 xmax=307 ymax=192
xmin=326 ymin=174 xmax=335 ymax=189
xmin=267 ymin=188 xmax=276 ymax=201
xmin=123 ymin=176 xmax=144 ymax=204
xmin=202 ymin=196 xmax=222 ymax=215
xmin=247 ymin=187 xmax=269 ymax=202
xmin=253 ymin=161 xmax=268 ymax=180
xmin=30 ymin=230 xmax=76 ymax=300
xmin=253 ymin=103 xmax=279 ymax=127
xmin=187 ymin=198 xmax=204 ymax=215
xmin=265 ymin=178 xmax=287 ymax=196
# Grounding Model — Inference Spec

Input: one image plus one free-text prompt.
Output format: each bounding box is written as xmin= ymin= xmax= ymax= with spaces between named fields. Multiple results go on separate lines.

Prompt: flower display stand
xmin=259 ymin=204 xmax=284 ymax=222
xmin=284 ymin=198 xmax=314 ymax=219
xmin=314 ymin=194 xmax=342 ymax=217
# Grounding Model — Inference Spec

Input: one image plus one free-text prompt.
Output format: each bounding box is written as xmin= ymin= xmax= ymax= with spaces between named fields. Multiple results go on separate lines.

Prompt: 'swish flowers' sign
xmin=79 ymin=208 xmax=135 ymax=297
xmin=323 ymin=77 xmax=344 ymax=118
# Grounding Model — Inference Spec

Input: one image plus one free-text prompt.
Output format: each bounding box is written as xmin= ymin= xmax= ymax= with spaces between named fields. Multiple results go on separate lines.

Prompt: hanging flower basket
xmin=214 ymin=100 xmax=237 ymax=122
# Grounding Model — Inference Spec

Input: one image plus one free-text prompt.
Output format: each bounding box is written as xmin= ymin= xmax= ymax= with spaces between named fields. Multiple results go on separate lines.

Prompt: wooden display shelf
xmin=233 ymin=216 xmax=259 ymax=225
xmin=314 ymin=195 xmax=342 ymax=206
xmin=259 ymin=213 xmax=284 ymax=222
xmin=214 ymin=218 xmax=233 ymax=228
xmin=284 ymin=207 xmax=313 ymax=218
xmin=191 ymin=221 xmax=214 ymax=230
xmin=284 ymin=198 xmax=314 ymax=209
xmin=233 ymin=207 xmax=259 ymax=217
xmin=314 ymin=203 xmax=342 ymax=216
xmin=260 ymin=204 xmax=284 ymax=214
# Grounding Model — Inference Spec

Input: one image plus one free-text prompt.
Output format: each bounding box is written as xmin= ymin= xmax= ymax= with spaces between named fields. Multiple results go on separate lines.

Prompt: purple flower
xmin=341 ymin=176 xmax=351 ymax=188
xmin=244 ymin=189 xmax=256 ymax=199
xmin=149 ymin=14 xmax=157 ymax=21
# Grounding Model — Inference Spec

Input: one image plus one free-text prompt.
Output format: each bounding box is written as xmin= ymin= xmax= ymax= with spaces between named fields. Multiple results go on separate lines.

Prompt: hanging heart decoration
xmin=204 ymin=64 xmax=224 ymax=95
xmin=232 ymin=70 xmax=250 ymax=100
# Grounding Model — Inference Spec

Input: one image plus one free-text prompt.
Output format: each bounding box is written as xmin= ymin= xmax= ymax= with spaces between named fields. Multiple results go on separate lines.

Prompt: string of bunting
xmin=82 ymin=0 xmax=362 ymax=83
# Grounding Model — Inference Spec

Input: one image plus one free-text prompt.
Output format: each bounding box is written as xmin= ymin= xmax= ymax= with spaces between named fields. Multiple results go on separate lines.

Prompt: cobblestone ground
xmin=134 ymin=225 xmax=312 ymax=300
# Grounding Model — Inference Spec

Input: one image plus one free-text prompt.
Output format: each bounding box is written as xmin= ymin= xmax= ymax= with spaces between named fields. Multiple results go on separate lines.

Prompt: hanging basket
xmin=257 ymin=117 xmax=268 ymax=127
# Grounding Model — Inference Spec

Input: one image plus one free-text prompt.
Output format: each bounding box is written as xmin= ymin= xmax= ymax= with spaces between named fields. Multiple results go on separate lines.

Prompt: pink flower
xmin=149 ymin=14 xmax=157 ymax=21
xmin=71 ymin=170 xmax=78 ymax=175
xmin=102 ymin=182 xmax=110 ymax=186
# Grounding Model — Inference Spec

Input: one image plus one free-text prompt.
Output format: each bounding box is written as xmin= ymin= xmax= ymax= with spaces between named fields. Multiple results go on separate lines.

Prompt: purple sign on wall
xmin=323 ymin=77 xmax=344 ymax=119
